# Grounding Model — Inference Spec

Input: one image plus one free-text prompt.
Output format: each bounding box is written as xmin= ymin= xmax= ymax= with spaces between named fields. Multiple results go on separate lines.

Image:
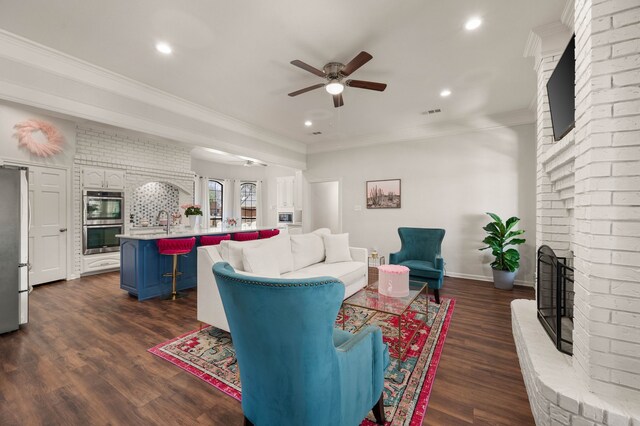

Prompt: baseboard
xmin=445 ymin=271 xmax=534 ymax=288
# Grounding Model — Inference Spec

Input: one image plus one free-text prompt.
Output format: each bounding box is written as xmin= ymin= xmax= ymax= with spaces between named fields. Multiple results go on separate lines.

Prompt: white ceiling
xmin=0 ymin=1 xmax=564 ymax=149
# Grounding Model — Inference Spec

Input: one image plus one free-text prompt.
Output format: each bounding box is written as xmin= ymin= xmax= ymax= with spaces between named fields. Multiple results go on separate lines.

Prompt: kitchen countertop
xmin=116 ymin=226 xmax=280 ymax=241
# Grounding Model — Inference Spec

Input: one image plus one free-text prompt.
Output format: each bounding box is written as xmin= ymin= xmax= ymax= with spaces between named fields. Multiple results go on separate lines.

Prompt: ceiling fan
xmin=288 ymin=51 xmax=387 ymax=108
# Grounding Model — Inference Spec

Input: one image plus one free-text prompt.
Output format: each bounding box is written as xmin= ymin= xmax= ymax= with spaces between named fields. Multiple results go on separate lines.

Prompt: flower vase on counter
xmin=224 ymin=217 xmax=238 ymax=229
xmin=188 ymin=215 xmax=198 ymax=229
xmin=181 ymin=203 xmax=203 ymax=230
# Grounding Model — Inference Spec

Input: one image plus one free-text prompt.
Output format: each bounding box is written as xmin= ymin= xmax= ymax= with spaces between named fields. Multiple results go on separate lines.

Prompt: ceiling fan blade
xmin=288 ymin=83 xmax=325 ymax=97
xmin=346 ymin=79 xmax=387 ymax=91
xmin=341 ymin=51 xmax=373 ymax=76
xmin=333 ymin=93 xmax=344 ymax=108
xmin=290 ymin=60 xmax=325 ymax=77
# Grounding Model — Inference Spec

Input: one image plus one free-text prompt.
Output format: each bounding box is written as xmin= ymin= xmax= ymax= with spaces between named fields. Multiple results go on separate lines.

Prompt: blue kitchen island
xmin=117 ymin=227 xmax=279 ymax=301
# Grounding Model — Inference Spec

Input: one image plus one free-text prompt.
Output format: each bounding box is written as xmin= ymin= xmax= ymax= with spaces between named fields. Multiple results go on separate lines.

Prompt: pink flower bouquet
xmin=181 ymin=203 xmax=202 ymax=217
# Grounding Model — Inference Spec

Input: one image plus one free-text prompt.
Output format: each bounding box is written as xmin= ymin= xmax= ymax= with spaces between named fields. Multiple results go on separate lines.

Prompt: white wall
xmin=0 ymin=100 xmax=77 ymax=279
xmin=0 ymin=100 xmax=76 ymax=166
xmin=308 ymin=181 xmax=341 ymax=233
xmin=305 ymin=123 xmax=537 ymax=285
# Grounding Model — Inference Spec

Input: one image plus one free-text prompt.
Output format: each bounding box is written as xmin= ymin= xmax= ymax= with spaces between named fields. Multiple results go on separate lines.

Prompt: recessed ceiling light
xmin=440 ymin=89 xmax=452 ymax=97
xmin=155 ymin=42 xmax=173 ymax=55
xmin=465 ymin=17 xmax=482 ymax=31
xmin=304 ymin=120 xmax=313 ymax=127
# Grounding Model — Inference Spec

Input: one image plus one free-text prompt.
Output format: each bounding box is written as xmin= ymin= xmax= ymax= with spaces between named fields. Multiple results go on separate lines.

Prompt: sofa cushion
xmin=312 ymin=228 xmax=332 ymax=236
xmin=221 ymin=239 xmax=260 ymax=270
xmin=290 ymin=233 xmax=325 ymax=270
xmin=282 ymin=261 xmax=366 ymax=288
xmin=265 ymin=234 xmax=293 ymax=274
xmin=221 ymin=235 xmax=293 ymax=273
xmin=323 ymin=233 xmax=352 ymax=264
xmin=242 ymin=245 xmax=280 ymax=278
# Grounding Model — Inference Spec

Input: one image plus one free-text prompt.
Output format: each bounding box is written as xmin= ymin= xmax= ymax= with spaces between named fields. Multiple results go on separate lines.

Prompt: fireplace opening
xmin=537 ymin=245 xmax=574 ymax=355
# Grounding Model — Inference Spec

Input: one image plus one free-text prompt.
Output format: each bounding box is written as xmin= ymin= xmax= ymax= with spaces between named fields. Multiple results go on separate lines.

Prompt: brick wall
xmin=72 ymin=125 xmax=195 ymax=276
xmin=519 ymin=2 xmax=640 ymax=423
xmin=534 ymin=29 xmax=576 ymax=263
xmin=572 ymin=0 xmax=640 ymax=397
xmin=512 ymin=300 xmax=635 ymax=426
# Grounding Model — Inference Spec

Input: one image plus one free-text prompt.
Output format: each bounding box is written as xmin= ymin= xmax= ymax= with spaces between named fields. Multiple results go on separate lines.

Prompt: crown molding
xmin=561 ymin=0 xmax=575 ymax=31
xmin=0 ymin=78 xmax=307 ymax=170
xmin=307 ymin=109 xmax=535 ymax=154
xmin=524 ymin=30 xmax=542 ymax=60
xmin=0 ymin=29 xmax=307 ymax=156
xmin=524 ymin=21 xmax=572 ymax=72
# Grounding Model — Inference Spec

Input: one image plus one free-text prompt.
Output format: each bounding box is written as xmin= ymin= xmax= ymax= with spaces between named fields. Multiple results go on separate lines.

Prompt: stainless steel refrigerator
xmin=0 ymin=165 xmax=29 ymax=334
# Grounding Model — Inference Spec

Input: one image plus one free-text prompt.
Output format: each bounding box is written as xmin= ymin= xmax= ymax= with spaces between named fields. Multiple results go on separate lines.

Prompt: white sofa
xmin=197 ymin=229 xmax=368 ymax=332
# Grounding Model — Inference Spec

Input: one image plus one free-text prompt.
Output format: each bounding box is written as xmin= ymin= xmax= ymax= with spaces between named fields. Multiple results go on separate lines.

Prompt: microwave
xmin=277 ymin=210 xmax=301 ymax=224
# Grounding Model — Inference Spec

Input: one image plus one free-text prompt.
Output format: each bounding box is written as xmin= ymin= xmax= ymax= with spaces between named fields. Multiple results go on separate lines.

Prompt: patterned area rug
xmin=149 ymin=294 xmax=455 ymax=426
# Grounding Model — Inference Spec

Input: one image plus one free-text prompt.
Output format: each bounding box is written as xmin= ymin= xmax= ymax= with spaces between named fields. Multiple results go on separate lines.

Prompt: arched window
xmin=208 ymin=180 xmax=223 ymax=227
xmin=240 ymin=182 xmax=257 ymax=228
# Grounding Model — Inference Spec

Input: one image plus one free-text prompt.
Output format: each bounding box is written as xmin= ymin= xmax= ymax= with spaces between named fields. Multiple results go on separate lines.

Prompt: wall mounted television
xmin=546 ymin=35 xmax=575 ymax=141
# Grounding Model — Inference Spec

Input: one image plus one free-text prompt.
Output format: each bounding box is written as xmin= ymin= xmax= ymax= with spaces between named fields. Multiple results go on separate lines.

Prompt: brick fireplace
xmin=513 ymin=0 xmax=640 ymax=424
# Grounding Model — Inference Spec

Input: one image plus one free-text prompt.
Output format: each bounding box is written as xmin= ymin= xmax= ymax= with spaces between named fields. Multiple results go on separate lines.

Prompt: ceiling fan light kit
xmin=325 ymin=81 xmax=344 ymax=95
xmin=288 ymin=51 xmax=387 ymax=108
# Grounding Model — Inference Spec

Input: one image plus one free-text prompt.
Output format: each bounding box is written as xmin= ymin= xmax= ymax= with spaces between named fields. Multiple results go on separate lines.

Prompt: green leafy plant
xmin=479 ymin=212 xmax=526 ymax=272
xmin=181 ymin=203 xmax=203 ymax=217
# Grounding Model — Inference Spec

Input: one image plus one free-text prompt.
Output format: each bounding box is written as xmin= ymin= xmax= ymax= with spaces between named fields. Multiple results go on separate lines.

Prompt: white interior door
xmin=28 ymin=166 xmax=68 ymax=285
xmin=308 ymin=181 xmax=341 ymax=233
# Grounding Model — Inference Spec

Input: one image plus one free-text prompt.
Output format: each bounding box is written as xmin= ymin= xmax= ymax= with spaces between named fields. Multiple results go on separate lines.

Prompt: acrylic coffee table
xmin=341 ymin=279 xmax=428 ymax=359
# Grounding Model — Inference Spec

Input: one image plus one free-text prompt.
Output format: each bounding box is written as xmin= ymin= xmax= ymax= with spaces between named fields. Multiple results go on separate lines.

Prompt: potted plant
xmin=181 ymin=203 xmax=202 ymax=228
xmin=479 ymin=212 xmax=526 ymax=290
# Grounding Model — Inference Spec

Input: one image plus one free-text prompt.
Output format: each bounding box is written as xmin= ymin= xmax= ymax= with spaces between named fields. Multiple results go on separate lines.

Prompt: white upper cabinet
xmin=276 ymin=176 xmax=296 ymax=208
xmin=104 ymin=169 xmax=125 ymax=189
xmin=82 ymin=167 xmax=125 ymax=189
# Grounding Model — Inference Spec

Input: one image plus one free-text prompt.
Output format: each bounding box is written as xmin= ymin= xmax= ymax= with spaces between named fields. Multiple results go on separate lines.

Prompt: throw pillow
xmin=242 ymin=245 xmax=281 ymax=278
xmin=312 ymin=228 xmax=332 ymax=236
xmin=323 ymin=233 xmax=352 ymax=264
xmin=290 ymin=233 xmax=325 ymax=270
xmin=223 ymin=239 xmax=263 ymax=271
xmin=268 ymin=234 xmax=294 ymax=274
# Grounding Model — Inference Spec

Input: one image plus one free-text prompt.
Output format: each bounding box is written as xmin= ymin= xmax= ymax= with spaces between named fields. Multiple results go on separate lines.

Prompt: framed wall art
xmin=366 ymin=179 xmax=401 ymax=209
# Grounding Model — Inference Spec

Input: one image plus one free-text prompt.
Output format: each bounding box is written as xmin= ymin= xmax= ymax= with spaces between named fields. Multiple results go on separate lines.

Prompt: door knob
xmin=60 ymin=228 xmax=67 ymax=232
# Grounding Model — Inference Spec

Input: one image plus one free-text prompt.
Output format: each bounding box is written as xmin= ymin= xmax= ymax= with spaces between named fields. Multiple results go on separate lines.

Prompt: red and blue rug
xmin=149 ymin=294 xmax=455 ymax=426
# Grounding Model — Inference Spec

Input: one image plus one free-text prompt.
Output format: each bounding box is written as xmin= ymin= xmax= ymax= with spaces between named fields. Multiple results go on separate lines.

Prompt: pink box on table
xmin=378 ymin=264 xmax=410 ymax=297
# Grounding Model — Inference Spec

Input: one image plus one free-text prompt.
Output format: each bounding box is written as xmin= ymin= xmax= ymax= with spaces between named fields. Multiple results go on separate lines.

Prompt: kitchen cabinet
xmin=82 ymin=252 xmax=120 ymax=274
xmin=82 ymin=167 xmax=125 ymax=189
xmin=277 ymin=176 xmax=296 ymax=208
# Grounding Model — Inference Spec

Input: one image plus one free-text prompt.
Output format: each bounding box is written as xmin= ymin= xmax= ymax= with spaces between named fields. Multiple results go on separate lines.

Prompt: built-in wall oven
xmin=83 ymin=224 xmax=123 ymax=254
xmin=83 ymin=190 xmax=124 ymax=254
xmin=83 ymin=190 xmax=124 ymax=224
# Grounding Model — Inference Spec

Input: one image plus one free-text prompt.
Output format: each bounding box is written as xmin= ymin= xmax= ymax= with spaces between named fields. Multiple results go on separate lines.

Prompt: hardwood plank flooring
xmin=0 ymin=273 xmax=534 ymax=425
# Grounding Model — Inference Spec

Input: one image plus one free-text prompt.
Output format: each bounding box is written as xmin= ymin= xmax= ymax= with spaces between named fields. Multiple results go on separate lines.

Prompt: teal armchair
xmin=389 ymin=227 xmax=446 ymax=303
xmin=213 ymin=262 xmax=389 ymax=426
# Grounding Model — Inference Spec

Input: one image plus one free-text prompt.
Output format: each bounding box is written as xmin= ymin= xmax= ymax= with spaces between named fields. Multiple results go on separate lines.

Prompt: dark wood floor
xmin=0 ymin=273 xmax=534 ymax=425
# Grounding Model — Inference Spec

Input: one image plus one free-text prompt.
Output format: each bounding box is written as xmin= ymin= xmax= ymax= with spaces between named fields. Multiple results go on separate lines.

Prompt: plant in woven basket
xmin=479 ymin=212 xmax=526 ymax=272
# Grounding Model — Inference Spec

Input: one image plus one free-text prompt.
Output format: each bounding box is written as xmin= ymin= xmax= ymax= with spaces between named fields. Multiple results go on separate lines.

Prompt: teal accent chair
xmin=213 ymin=262 xmax=389 ymax=426
xmin=389 ymin=227 xmax=446 ymax=304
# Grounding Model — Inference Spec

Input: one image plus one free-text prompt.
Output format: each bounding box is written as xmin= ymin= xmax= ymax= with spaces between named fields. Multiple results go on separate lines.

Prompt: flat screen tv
xmin=546 ymin=35 xmax=575 ymax=141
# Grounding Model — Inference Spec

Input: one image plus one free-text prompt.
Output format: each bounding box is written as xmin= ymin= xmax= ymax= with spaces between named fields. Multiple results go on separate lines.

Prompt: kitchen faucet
xmin=157 ymin=210 xmax=170 ymax=235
